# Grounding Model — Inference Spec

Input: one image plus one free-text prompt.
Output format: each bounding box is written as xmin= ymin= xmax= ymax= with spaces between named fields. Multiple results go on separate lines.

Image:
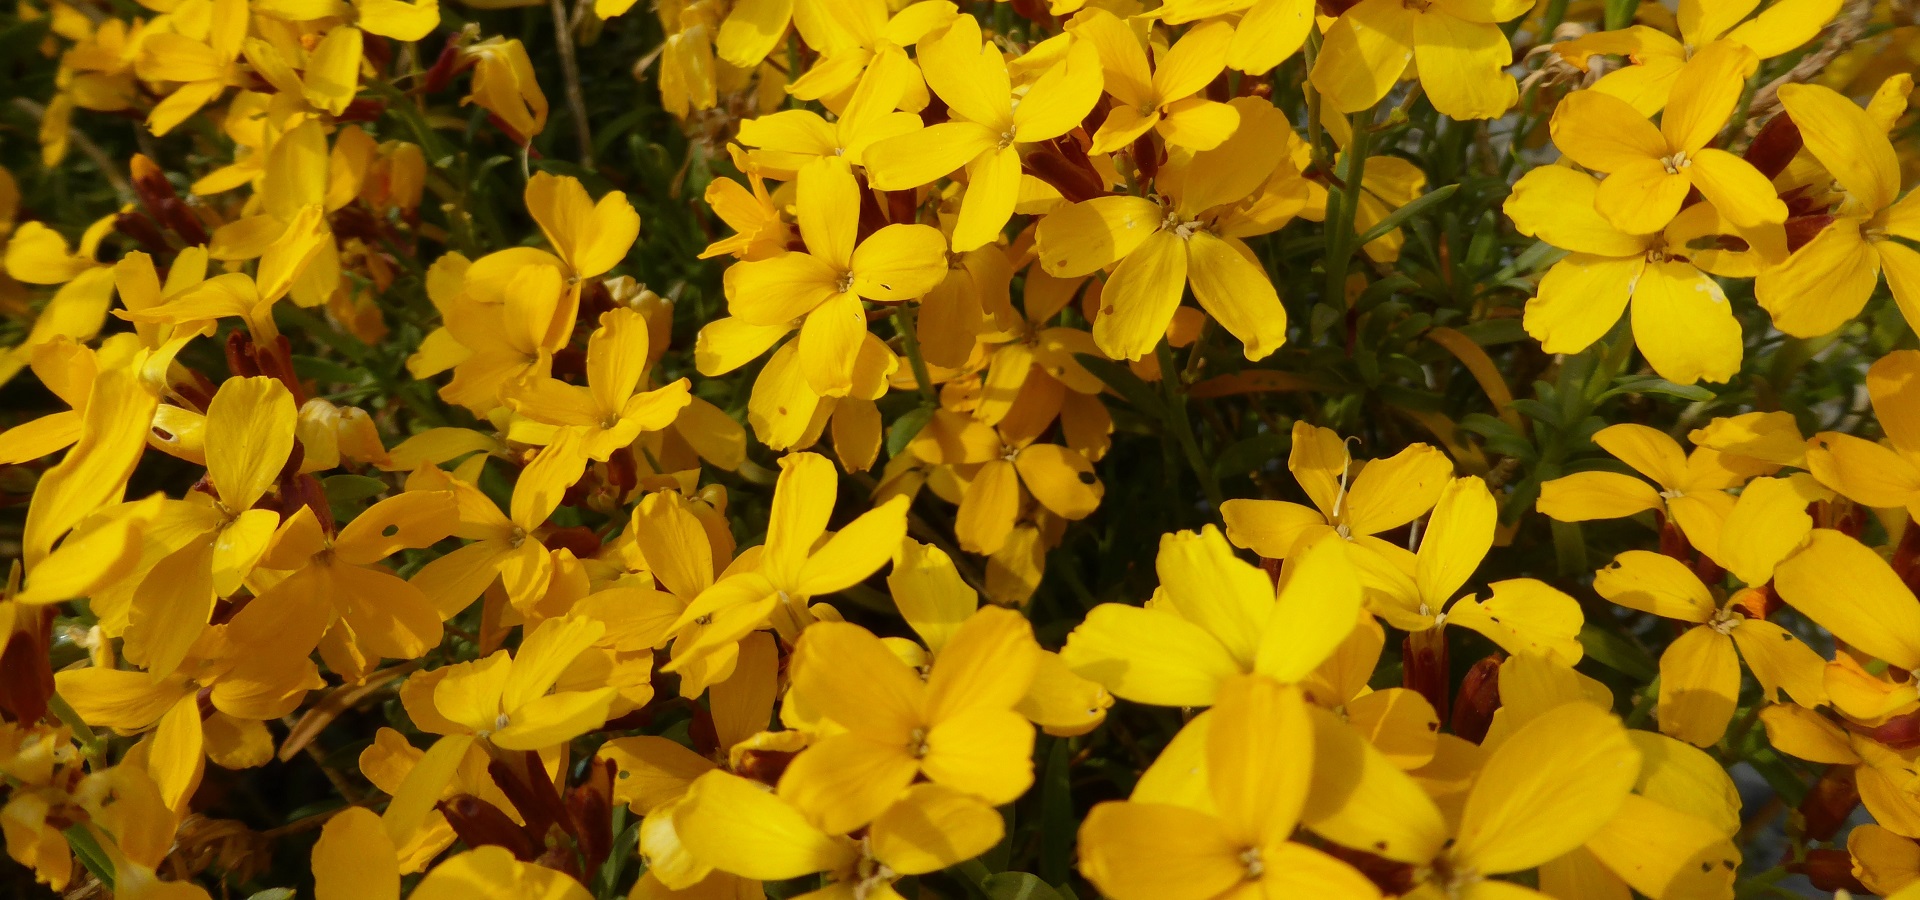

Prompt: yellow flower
xmin=1537 ymin=423 xmax=1763 ymax=565
xmin=1061 ymin=525 xmax=1361 ymax=707
xmin=675 ymin=772 xmax=1002 ymax=892
xmin=1310 ymin=0 xmax=1527 ymax=120
xmin=1594 ymin=480 xmax=1828 ymax=747
xmin=1806 ymin=350 xmax=1920 ymax=516
xmin=506 ymin=307 xmax=693 ymax=463
xmin=779 ymin=605 xmax=1039 ymax=832
xmin=865 ymin=18 xmax=1103 ymax=250
xmin=663 ymin=451 xmax=910 ymax=664
xmin=462 ymin=38 xmax=549 ymax=144
xmin=424 ymin=615 xmax=618 ymax=751
xmin=1036 ymin=97 xmax=1304 ymax=361
xmin=1755 ymin=83 xmax=1920 ymax=337
xmin=1505 ymin=165 xmax=1766 ymax=384
xmin=1549 ymin=41 xmax=1788 ymax=235
xmin=1069 ymin=10 xmax=1241 ymax=154
xmin=1158 ymin=0 xmax=1314 ymax=75
xmin=1079 ymin=675 xmax=1382 ymax=900
xmin=1222 ymin=421 xmax=1453 ymax=560
xmin=706 ymin=157 xmax=946 ymax=397
xmin=1309 ymin=701 xmax=1643 ymax=898
xmin=133 ymin=0 xmax=248 ymax=134
xmin=1372 ymin=476 xmax=1588 ymax=665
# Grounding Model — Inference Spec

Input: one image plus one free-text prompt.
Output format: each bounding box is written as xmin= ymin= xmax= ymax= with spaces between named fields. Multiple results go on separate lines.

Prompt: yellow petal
xmin=1220 ymin=499 xmax=1331 ymax=559
xmin=1061 ymin=604 xmax=1242 ymax=707
xmin=1347 ymin=443 xmax=1455 ymax=536
xmin=1208 ymin=677 xmax=1313 ymax=845
xmin=677 ymin=771 xmax=855 ymax=877
xmin=1447 ymin=580 xmax=1586 ymax=665
xmin=849 ymin=224 xmax=948 ymax=301
xmin=1452 ymin=703 xmax=1641 ymax=874
xmin=1656 ymin=626 xmax=1740 ymax=747
xmin=869 ymin=783 xmax=1005 ymax=875
xmin=1185 ymin=232 xmax=1286 ymax=360
xmin=1718 ymin=475 xmax=1812 ymax=585
xmin=1660 ymin=41 xmax=1756 ymax=152
xmin=314 ymin=807 xmax=400 ymax=900
xmin=1411 ymin=14 xmax=1516 ymax=119
xmin=1526 ymin=255 xmax=1641 ymax=354
xmin=1077 ymin=801 xmax=1245 ymax=900
xmin=1595 ymin=159 xmax=1692 ymax=234
xmin=1309 ymin=0 xmax=1416 ymax=113
xmin=1416 ymin=476 xmax=1495 ymax=606
xmin=1629 ymin=259 xmax=1743 ymax=384
xmin=1259 ymin=535 xmax=1364 ymax=682
xmin=864 ymin=122 xmax=997 ymax=192
xmin=1035 ymin=196 xmax=1164 ymax=279
xmin=794 ymin=495 xmax=909 ymax=595
xmin=149 ymin=694 xmax=205 ymax=810
xmin=1775 ymin=529 xmax=1920 ymax=669
xmin=1728 ymin=618 xmax=1826 ymax=708
xmin=1505 ymin=166 xmax=1649 ymax=256
xmin=1593 ymin=550 xmax=1715 ymax=622
xmin=1301 ymin=704 xmax=1449 ymax=864
xmin=1549 ymin=88 xmax=1667 ymax=173
xmin=1685 ymin=147 xmax=1786 ymax=228
xmin=791 ymin=619 xmax=923 ymax=735
xmin=205 ymin=376 xmax=297 ymax=511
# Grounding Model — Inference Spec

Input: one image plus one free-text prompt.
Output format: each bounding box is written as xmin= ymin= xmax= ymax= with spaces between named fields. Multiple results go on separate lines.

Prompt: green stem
xmin=1323 ymin=112 xmax=1374 ymax=310
xmin=62 ymin=826 xmax=115 ymax=891
xmin=1302 ymin=32 xmax=1329 ymax=170
xmin=48 ymin=692 xmax=104 ymax=760
xmin=897 ymin=304 xmax=937 ymax=403
xmin=1157 ymin=340 xmax=1224 ymax=513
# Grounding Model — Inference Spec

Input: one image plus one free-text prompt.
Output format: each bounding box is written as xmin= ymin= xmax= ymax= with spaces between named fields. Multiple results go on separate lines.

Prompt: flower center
xmin=1240 ymin=847 xmax=1265 ymax=880
xmin=1661 ymin=151 xmax=1691 ymax=174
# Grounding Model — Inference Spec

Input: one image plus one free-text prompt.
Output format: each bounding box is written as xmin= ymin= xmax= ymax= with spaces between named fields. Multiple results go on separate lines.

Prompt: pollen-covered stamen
xmin=1661 ymin=151 xmax=1691 ymax=174
xmin=1240 ymin=847 xmax=1265 ymax=880
xmin=1708 ymin=605 xmax=1744 ymax=635
xmin=836 ymin=270 xmax=856 ymax=293
xmin=908 ymin=727 xmax=930 ymax=758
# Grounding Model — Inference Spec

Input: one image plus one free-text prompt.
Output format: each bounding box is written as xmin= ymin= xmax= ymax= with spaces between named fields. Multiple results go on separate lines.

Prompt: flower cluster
xmin=0 ymin=0 xmax=1917 ymax=897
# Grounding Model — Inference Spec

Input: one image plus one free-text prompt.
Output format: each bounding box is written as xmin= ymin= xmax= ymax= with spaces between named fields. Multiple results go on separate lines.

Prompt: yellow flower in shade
xmin=461 ymin=38 xmax=550 ymax=144
xmin=574 ymin=490 xmax=755 ymax=699
xmin=133 ymin=0 xmax=247 ymax=134
xmin=865 ymin=17 xmax=1102 ymax=251
xmin=675 ymin=772 xmax=1002 ymax=894
xmin=1036 ymin=97 xmax=1304 ymax=361
xmin=597 ymin=633 xmax=783 ymax=894
xmin=1060 ymin=526 xmax=1361 ymax=707
xmin=1805 ymin=350 xmax=1920 ymax=516
xmin=1078 ymin=676 xmax=1382 ymax=900
xmin=1 ymin=217 xmax=117 ymax=385
xmin=1549 ymin=42 xmax=1788 ymax=235
xmin=506 ymin=307 xmax=693 ymax=463
xmin=427 ymin=615 xmax=619 ymax=751
xmin=1594 ymin=480 xmax=1828 ymax=747
xmin=253 ymin=0 xmax=440 ymax=42
xmin=1761 ymin=703 xmax=1920 ymax=839
xmin=889 ymin=539 xmax=1114 ymax=736
xmin=221 ymin=488 xmax=457 ymax=682
xmin=664 ymin=451 xmax=910 ymax=664
xmin=1308 ymin=701 xmax=1642 ymax=898
xmin=56 ymin=644 xmax=322 ymax=810
xmin=779 ymin=605 xmax=1039 ymax=833
xmin=1537 ymin=423 xmax=1766 ymax=567
xmin=736 ymin=56 xmax=922 ymax=178
xmin=1309 ymin=0 xmax=1527 ymax=120
xmin=781 ymin=0 xmax=955 ymax=108
xmin=1221 ymin=421 xmax=1453 ymax=560
xmin=698 ymin=171 xmax=790 ymax=262
xmin=706 ymin=158 xmax=946 ymax=397
xmin=1504 ymin=165 xmax=1771 ymax=385
xmin=1555 ymin=0 xmax=1840 ymax=118
xmin=1157 ymin=0 xmax=1313 ymax=75
xmin=115 ymin=376 xmax=296 ymax=679
xmin=906 ymin=413 xmax=1103 ymax=556
xmin=405 ymin=451 xmax=577 ymax=618
xmin=1371 ymin=476 xmax=1588 ymax=665
xmin=1069 ymin=10 xmax=1239 ymax=155
xmin=312 ymin=811 xmax=592 ymax=900
xmin=1755 ymin=83 xmax=1920 ymax=337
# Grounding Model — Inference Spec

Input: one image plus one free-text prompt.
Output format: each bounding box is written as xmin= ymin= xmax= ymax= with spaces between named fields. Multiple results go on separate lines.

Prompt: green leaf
xmin=1039 ymin=738 xmax=1075 ymax=886
xmin=1597 ymin=377 xmax=1716 ymax=403
xmin=1215 ymin=432 xmax=1292 ymax=479
xmin=1578 ymin=623 xmax=1659 ymax=682
xmin=323 ymin=474 xmax=389 ymax=507
xmin=886 ymin=405 xmax=935 ymax=458
xmin=1073 ymin=354 xmax=1166 ymax=422
xmin=983 ymin=873 xmax=1066 ymax=900
xmin=1354 ymin=183 xmax=1461 ymax=247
